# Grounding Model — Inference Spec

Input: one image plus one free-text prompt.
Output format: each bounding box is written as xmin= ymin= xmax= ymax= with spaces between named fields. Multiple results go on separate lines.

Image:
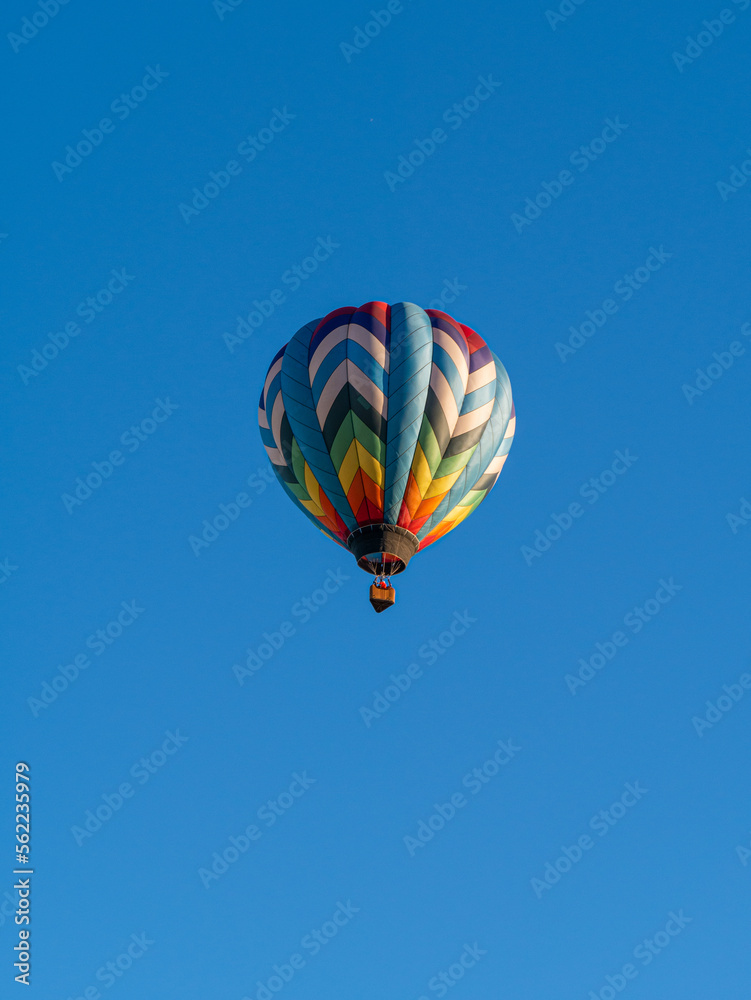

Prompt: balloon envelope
xmin=259 ymin=301 xmax=515 ymax=574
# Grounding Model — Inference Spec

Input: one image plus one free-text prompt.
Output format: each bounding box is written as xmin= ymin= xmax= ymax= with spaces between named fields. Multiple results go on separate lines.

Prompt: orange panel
xmin=347 ymin=473 xmax=366 ymax=520
xmin=361 ymin=470 xmax=385 ymax=514
xmin=413 ymin=492 xmax=446 ymax=523
xmin=403 ymin=471 xmax=423 ymax=519
xmin=419 ymin=519 xmax=454 ymax=549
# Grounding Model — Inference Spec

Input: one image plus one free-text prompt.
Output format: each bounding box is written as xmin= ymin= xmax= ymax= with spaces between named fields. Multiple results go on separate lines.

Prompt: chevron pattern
xmin=258 ymin=301 xmax=515 ymax=557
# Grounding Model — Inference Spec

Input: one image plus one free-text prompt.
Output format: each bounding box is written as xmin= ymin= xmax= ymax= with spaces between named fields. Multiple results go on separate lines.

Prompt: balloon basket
xmin=369 ymin=584 xmax=395 ymax=613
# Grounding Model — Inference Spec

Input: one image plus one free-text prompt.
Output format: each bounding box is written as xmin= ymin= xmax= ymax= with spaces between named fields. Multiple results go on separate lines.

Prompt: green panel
xmin=290 ymin=438 xmax=309 ymax=493
xmin=417 ymin=416 xmax=442 ymax=474
xmin=352 ymin=412 xmax=385 ymax=466
xmin=434 ymin=443 xmax=479 ymax=478
xmin=329 ymin=420 xmax=357 ymax=472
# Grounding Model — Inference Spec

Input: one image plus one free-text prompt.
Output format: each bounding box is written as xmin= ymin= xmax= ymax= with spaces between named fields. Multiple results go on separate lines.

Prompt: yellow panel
xmin=355 ymin=440 xmax=385 ymax=488
xmin=425 ymin=469 xmax=462 ymax=499
xmin=431 ymin=500 xmax=474 ymax=538
xmin=303 ymin=461 xmax=322 ymax=508
xmin=410 ymin=442 xmax=432 ymax=498
xmin=299 ymin=498 xmax=324 ymax=517
xmin=338 ymin=439 xmax=361 ymax=493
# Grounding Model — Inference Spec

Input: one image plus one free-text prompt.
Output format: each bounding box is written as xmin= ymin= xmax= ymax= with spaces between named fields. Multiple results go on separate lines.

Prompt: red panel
xmin=354 ymin=497 xmax=370 ymax=525
xmin=357 ymin=300 xmax=390 ymax=328
xmin=313 ymin=305 xmax=357 ymax=337
xmin=319 ymin=490 xmax=349 ymax=541
xmin=460 ymin=324 xmax=489 ymax=354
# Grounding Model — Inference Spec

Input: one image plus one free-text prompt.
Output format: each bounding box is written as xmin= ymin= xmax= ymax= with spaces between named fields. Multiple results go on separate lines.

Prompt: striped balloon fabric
xmin=259 ymin=301 xmax=515 ymax=575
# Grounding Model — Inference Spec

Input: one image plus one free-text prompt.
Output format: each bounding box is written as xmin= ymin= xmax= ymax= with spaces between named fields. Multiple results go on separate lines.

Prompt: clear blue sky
xmin=2 ymin=0 xmax=750 ymax=996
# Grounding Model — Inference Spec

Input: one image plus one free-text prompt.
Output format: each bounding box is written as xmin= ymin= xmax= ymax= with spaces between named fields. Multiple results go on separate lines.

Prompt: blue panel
xmin=383 ymin=303 xmax=434 ymax=522
xmin=311 ymin=338 xmax=349 ymax=402
xmin=460 ymin=379 xmax=497 ymax=414
xmin=430 ymin=342 xmax=465 ymax=405
xmin=311 ymin=341 xmax=388 ymax=407
xmin=417 ymin=359 xmax=513 ymax=539
xmin=279 ymin=319 xmax=356 ymax=531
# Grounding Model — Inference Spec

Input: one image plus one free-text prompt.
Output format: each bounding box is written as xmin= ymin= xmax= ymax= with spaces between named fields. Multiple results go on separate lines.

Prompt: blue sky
xmin=2 ymin=0 xmax=750 ymax=996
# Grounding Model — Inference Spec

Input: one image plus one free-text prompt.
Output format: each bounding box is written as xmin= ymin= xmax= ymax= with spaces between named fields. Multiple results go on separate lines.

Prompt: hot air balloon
xmin=259 ymin=302 xmax=515 ymax=612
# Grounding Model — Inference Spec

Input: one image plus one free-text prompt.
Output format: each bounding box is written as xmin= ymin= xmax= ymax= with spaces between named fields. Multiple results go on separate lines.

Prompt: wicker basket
xmin=369 ymin=584 xmax=396 ymax=613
